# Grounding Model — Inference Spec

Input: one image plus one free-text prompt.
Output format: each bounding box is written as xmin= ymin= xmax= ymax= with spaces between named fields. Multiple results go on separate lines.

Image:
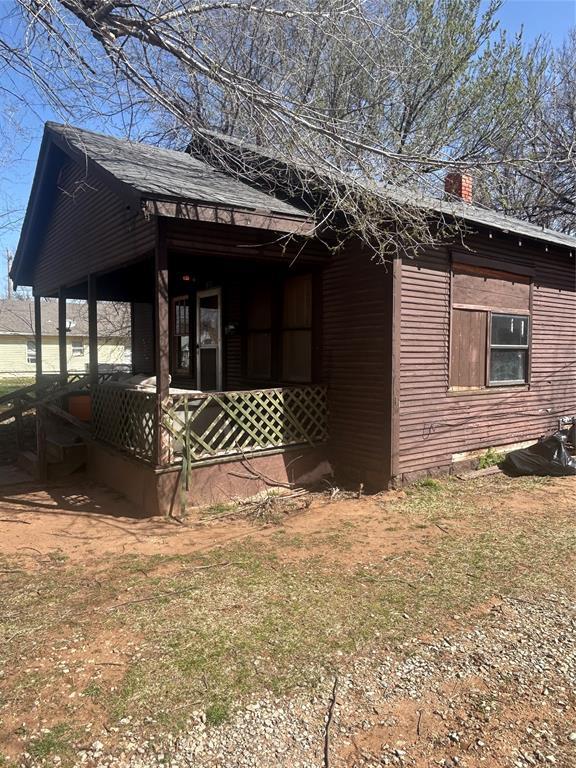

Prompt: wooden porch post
xmin=88 ymin=274 xmax=99 ymax=391
xmin=154 ymin=219 xmax=171 ymax=466
xmin=58 ymin=290 xmax=67 ymax=385
xmin=34 ymin=295 xmax=43 ymax=381
xmin=34 ymin=296 xmax=48 ymax=480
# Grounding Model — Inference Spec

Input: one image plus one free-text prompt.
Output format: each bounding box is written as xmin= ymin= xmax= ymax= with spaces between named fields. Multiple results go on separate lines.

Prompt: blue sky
xmin=1 ymin=0 xmax=575 ymax=293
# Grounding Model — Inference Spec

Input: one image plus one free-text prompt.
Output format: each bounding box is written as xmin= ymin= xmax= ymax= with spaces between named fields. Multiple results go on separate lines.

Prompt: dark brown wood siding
xmin=132 ymin=302 xmax=155 ymax=374
xmin=398 ymin=236 xmax=576 ymax=478
xmin=167 ymin=226 xmax=396 ymax=487
xmin=321 ymin=242 xmax=393 ymax=487
xmin=33 ymin=158 xmax=155 ymax=296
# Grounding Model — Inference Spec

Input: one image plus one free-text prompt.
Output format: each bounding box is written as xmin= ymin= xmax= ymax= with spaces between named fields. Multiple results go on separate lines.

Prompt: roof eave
xmin=142 ymin=198 xmax=315 ymax=236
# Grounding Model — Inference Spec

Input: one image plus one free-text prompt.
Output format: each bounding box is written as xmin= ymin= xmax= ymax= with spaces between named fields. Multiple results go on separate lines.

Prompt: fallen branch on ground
xmin=324 ymin=673 xmax=339 ymax=768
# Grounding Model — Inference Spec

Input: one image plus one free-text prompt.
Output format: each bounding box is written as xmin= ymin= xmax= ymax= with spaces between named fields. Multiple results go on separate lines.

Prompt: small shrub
xmin=416 ymin=477 xmax=442 ymax=490
xmin=205 ymin=702 xmax=230 ymax=726
xmin=83 ymin=681 xmax=102 ymax=699
xmin=478 ymin=448 xmax=505 ymax=469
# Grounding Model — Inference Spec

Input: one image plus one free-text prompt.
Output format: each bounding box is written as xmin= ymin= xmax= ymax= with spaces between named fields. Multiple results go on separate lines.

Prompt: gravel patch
xmin=70 ymin=593 xmax=576 ymax=768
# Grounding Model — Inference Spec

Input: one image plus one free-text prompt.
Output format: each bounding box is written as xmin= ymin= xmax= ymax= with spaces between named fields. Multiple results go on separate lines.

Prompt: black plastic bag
xmin=501 ymin=431 xmax=576 ymax=477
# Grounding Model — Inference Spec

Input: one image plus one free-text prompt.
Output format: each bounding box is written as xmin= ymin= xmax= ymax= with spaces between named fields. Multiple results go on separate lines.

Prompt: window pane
xmin=199 ymin=296 xmax=219 ymax=346
xmin=177 ymin=335 xmax=190 ymax=370
xmin=490 ymin=349 xmax=527 ymax=384
xmin=491 ymin=314 xmax=528 ymax=347
xmin=27 ymin=340 xmax=36 ymax=364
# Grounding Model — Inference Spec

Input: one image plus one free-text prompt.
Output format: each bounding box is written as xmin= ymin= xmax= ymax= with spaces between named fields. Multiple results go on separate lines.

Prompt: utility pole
xmin=5 ymin=249 xmax=13 ymax=299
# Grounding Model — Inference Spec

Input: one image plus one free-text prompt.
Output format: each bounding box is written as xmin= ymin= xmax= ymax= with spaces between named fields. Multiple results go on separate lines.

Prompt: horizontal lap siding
xmin=34 ymin=160 xmax=155 ymax=295
xmin=322 ymin=244 xmax=391 ymax=486
xmin=398 ymin=240 xmax=576 ymax=475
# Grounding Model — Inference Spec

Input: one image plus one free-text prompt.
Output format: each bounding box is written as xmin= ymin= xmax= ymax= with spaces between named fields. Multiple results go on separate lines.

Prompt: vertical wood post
xmin=388 ymin=255 xmax=402 ymax=483
xmin=88 ymin=275 xmax=99 ymax=391
xmin=58 ymin=290 xmax=68 ymax=385
xmin=154 ymin=219 xmax=171 ymax=466
xmin=34 ymin=295 xmax=43 ymax=382
xmin=34 ymin=295 xmax=46 ymax=476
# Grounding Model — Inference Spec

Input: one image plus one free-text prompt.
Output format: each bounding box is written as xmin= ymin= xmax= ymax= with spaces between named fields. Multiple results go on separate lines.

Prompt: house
xmin=0 ymin=298 xmax=131 ymax=377
xmin=9 ymin=123 xmax=576 ymax=514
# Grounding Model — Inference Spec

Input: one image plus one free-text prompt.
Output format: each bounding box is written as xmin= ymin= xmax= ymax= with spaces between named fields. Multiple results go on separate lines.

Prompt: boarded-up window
xmin=281 ymin=274 xmax=312 ymax=383
xmin=450 ymin=309 xmax=487 ymax=388
xmin=246 ymin=285 xmax=272 ymax=379
xmin=450 ymin=262 xmax=531 ymax=389
xmin=452 ymin=265 xmax=530 ymax=312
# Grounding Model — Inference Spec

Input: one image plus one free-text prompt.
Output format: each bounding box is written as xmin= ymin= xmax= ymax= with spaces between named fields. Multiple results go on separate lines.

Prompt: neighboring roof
xmin=45 ymin=122 xmax=308 ymax=218
xmin=0 ymin=299 xmax=130 ymax=338
xmin=191 ymin=130 xmax=576 ymax=252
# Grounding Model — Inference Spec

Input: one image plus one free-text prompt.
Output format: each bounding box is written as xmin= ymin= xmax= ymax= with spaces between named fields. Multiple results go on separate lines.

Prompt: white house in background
xmin=0 ymin=298 xmax=131 ymax=377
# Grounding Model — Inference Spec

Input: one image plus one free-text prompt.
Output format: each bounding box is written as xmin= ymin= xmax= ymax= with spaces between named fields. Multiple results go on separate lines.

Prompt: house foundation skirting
xmin=87 ymin=440 xmax=332 ymax=516
xmin=390 ymin=437 xmax=542 ymax=487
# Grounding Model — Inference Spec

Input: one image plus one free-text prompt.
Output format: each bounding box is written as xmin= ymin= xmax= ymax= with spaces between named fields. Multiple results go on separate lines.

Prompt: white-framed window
xmin=26 ymin=340 xmax=36 ymax=364
xmin=488 ymin=314 xmax=530 ymax=386
xmin=71 ymin=337 xmax=84 ymax=357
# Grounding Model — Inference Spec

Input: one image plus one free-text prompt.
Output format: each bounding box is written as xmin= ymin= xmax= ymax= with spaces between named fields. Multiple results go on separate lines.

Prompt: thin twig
xmin=324 ymin=673 xmax=339 ymax=768
xmin=0 ymin=518 xmax=31 ymax=524
xmin=434 ymin=522 xmax=451 ymax=534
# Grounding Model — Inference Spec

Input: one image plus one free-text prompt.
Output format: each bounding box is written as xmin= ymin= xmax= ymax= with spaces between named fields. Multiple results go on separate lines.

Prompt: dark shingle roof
xmin=191 ymin=130 xmax=576 ymax=252
xmin=377 ymin=183 xmax=576 ymax=251
xmin=46 ymin=123 xmax=308 ymax=218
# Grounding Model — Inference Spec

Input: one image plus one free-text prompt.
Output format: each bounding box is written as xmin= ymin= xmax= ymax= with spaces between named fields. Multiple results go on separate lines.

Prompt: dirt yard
xmin=0 ymin=471 xmax=575 ymax=767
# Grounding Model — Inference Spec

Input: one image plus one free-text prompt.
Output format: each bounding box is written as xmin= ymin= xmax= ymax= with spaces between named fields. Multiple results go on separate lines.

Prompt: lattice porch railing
xmin=163 ymin=386 xmax=328 ymax=463
xmin=93 ymin=384 xmax=157 ymax=463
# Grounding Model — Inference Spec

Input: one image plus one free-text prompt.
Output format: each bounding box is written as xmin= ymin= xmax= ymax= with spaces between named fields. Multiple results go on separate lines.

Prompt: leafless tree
xmin=3 ymin=0 xmax=573 ymax=258
xmin=476 ymin=29 xmax=575 ymax=233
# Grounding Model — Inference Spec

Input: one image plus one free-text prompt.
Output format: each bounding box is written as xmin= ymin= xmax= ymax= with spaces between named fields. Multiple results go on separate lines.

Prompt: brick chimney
xmin=444 ymin=172 xmax=473 ymax=203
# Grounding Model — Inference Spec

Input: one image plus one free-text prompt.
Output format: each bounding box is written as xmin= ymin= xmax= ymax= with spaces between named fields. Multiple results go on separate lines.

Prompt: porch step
xmin=46 ymin=436 xmax=87 ymax=467
xmin=17 ymin=441 xmax=87 ymax=480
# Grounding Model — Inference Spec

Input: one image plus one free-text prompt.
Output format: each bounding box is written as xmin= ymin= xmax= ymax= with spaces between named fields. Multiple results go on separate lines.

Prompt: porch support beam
xmin=58 ymin=289 xmax=67 ymax=385
xmin=143 ymin=199 xmax=315 ymax=237
xmin=154 ymin=218 xmax=171 ymax=466
xmin=88 ymin=274 xmax=99 ymax=391
xmin=34 ymin=295 xmax=43 ymax=381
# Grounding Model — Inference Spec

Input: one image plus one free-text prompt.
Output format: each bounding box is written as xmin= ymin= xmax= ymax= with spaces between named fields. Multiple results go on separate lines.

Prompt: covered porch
xmin=30 ymin=213 xmax=331 ymax=514
xmin=12 ymin=123 xmax=395 ymax=513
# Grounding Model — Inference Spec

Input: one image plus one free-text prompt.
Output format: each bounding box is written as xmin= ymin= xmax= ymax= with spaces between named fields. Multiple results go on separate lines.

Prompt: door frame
xmin=196 ymin=287 xmax=223 ymax=391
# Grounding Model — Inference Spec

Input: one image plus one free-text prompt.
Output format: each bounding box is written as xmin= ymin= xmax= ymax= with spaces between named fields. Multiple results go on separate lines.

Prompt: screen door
xmin=196 ymin=288 xmax=222 ymax=391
